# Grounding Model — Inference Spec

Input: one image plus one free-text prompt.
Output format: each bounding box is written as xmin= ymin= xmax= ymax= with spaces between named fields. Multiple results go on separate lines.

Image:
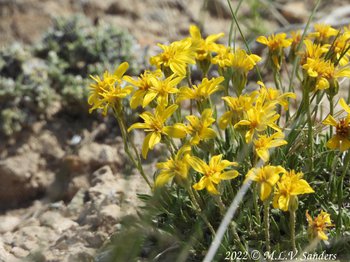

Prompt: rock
xmin=280 ymin=2 xmax=308 ymax=23
xmin=31 ymin=131 xmax=65 ymax=160
xmin=0 ymin=215 xmax=21 ymax=233
xmin=65 ymin=244 xmax=95 ymax=262
xmin=67 ymin=188 xmax=87 ymax=216
xmin=40 ymin=211 xmax=78 ymax=233
xmin=80 ymin=231 xmax=108 ymax=248
xmin=11 ymin=246 xmax=29 ymax=258
xmin=88 ymin=166 xmax=121 ymax=204
xmin=100 ymin=204 xmax=121 ymax=224
xmin=66 ymin=175 xmax=90 ymax=200
xmin=106 ymin=1 xmax=140 ymax=19
xmin=0 ymin=152 xmax=41 ymax=209
xmin=206 ymin=0 xmax=232 ymax=19
xmin=11 ymin=225 xmax=57 ymax=248
xmin=90 ymin=165 xmax=115 ymax=187
xmin=77 ymin=142 xmax=125 ymax=172
xmin=40 ymin=242 xmax=95 ymax=262
xmin=0 ymin=239 xmax=18 ymax=262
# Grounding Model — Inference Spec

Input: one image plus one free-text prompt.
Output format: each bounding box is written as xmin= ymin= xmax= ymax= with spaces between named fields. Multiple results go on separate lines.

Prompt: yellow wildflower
xmin=291 ymin=30 xmax=302 ymax=47
xmin=257 ymin=33 xmax=292 ymax=51
xmin=308 ymin=24 xmax=338 ymax=42
xmin=302 ymin=57 xmax=350 ymax=90
xmin=124 ymin=69 xmax=162 ymax=109
xmin=228 ymin=49 xmax=261 ymax=94
xmin=185 ymin=109 xmax=217 ymax=145
xmin=155 ymin=145 xmax=192 ymax=187
xmin=257 ymin=81 xmax=296 ymax=110
xmin=88 ymin=62 xmax=132 ymax=115
xmin=306 ymin=210 xmax=333 ymax=241
xmin=332 ymin=31 xmax=350 ymax=66
xmin=128 ymin=104 xmax=187 ymax=158
xmin=188 ymin=155 xmax=239 ymax=195
xmin=211 ymin=44 xmax=232 ymax=68
xmin=143 ymin=74 xmax=184 ymax=107
xmin=257 ymin=33 xmax=292 ymax=69
xmin=322 ymin=98 xmax=350 ymax=151
xmin=273 ymin=170 xmax=314 ymax=212
xmin=302 ymin=39 xmax=329 ymax=62
xmin=229 ymin=49 xmax=261 ymax=73
xmin=245 ymin=165 xmax=286 ymax=201
xmin=234 ymin=103 xmax=281 ymax=143
xmin=219 ymin=94 xmax=256 ymax=129
xmin=176 ymin=76 xmax=224 ymax=103
xmin=253 ymin=132 xmax=287 ymax=162
xmin=150 ymin=38 xmax=196 ymax=76
xmin=189 ymin=25 xmax=224 ymax=61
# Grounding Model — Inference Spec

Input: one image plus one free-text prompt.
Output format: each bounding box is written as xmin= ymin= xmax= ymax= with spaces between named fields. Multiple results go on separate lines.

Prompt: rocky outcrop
xmin=0 ymin=165 xmax=150 ymax=261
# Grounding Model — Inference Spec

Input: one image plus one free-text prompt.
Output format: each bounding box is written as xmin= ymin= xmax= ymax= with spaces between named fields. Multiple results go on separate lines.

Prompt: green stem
xmin=336 ymin=151 xmax=350 ymax=237
xmin=228 ymin=0 xmax=244 ymax=47
xmin=187 ymin=186 xmax=216 ymax=236
xmin=164 ymin=137 xmax=176 ymax=158
xmin=305 ymin=89 xmax=314 ymax=171
xmin=290 ymin=210 xmax=297 ymax=253
xmin=226 ymin=0 xmax=262 ymax=81
xmin=329 ymin=95 xmax=334 ymax=136
xmin=116 ymin=112 xmax=152 ymax=189
xmin=264 ymin=200 xmax=271 ymax=258
xmin=273 ymin=68 xmax=282 ymax=91
xmin=253 ymin=183 xmax=261 ymax=226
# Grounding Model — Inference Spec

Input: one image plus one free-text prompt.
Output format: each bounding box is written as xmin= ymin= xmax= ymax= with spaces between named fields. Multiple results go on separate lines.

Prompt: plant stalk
xmin=336 ymin=151 xmax=350 ymax=237
xmin=264 ymin=200 xmax=271 ymax=258
xmin=290 ymin=210 xmax=297 ymax=253
xmin=116 ymin=111 xmax=152 ymax=189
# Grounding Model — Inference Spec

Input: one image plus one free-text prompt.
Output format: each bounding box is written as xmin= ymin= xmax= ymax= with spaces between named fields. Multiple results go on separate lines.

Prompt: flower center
xmin=336 ymin=119 xmax=350 ymax=138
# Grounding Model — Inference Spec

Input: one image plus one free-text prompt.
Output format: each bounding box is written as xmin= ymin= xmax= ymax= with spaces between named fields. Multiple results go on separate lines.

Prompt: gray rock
xmin=0 ymin=215 xmax=21 ymax=233
xmin=40 ymin=211 xmax=78 ymax=234
xmin=206 ymin=0 xmax=232 ymax=19
xmin=0 ymin=239 xmax=18 ymax=262
xmin=77 ymin=142 xmax=125 ymax=172
xmin=11 ymin=246 xmax=29 ymax=258
xmin=0 ymin=152 xmax=41 ymax=209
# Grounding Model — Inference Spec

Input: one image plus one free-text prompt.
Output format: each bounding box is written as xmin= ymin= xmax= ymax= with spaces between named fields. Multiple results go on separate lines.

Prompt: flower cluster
xmin=86 ymin=23 xmax=350 ymax=256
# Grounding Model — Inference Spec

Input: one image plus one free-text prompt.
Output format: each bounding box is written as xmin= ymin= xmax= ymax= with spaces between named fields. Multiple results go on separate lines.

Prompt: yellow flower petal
xmin=160 ymin=104 xmax=178 ymax=120
xmin=206 ymin=180 xmax=220 ymax=195
xmin=317 ymin=231 xmax=328 ymax=240
xmin=200 ymin=128 xmax=217 ymax=140
xmin=339 ymin=98 xmax=350 ymax=114
xmin=114 ymin=62 xmax=129 ymax=78
xmin=316 ymin=77 xmax=330 ymax=90
xmin=149 ymin=132 xmax=161 ymax=149
xmin=127 ymin=122 xmax=148 ymax=132
xmin=155 ymin=171 xmax=174 ymax=187
xmin=260 ymin=183 xmax=272 ymax=201
xmin=326 ymin=136 xmax=340 ymax=149
xmin=256 ymin=36 xmax=268 ymax=45
xmin=340 ymin=139 xmax=350 ymax=152
xmin=291 ymin=179 xmax=314 ymax=195
xmin=142 ymin=91 xmax=158 ymax=107
xmin=220 ymin=170 xmax=239 ymax=180
xmin=322 ymin=115 xmax=337 ymax=127
xmin=193 ymin=177 xmax=208 ymax=191
xmin=187 ymin=156 xmax=208 ymax=174
xmin=219 ymin=111 xmax=233 ymax=129
xmin=256 ymin=148 xmax=270 ymax=162
xmin=278 ymin=195 xmax=289 ymax=211
xmin=163 ymin=124 xmax=187 ymax=138
xmin=142 ymin=133 xmax=152 ymax=159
